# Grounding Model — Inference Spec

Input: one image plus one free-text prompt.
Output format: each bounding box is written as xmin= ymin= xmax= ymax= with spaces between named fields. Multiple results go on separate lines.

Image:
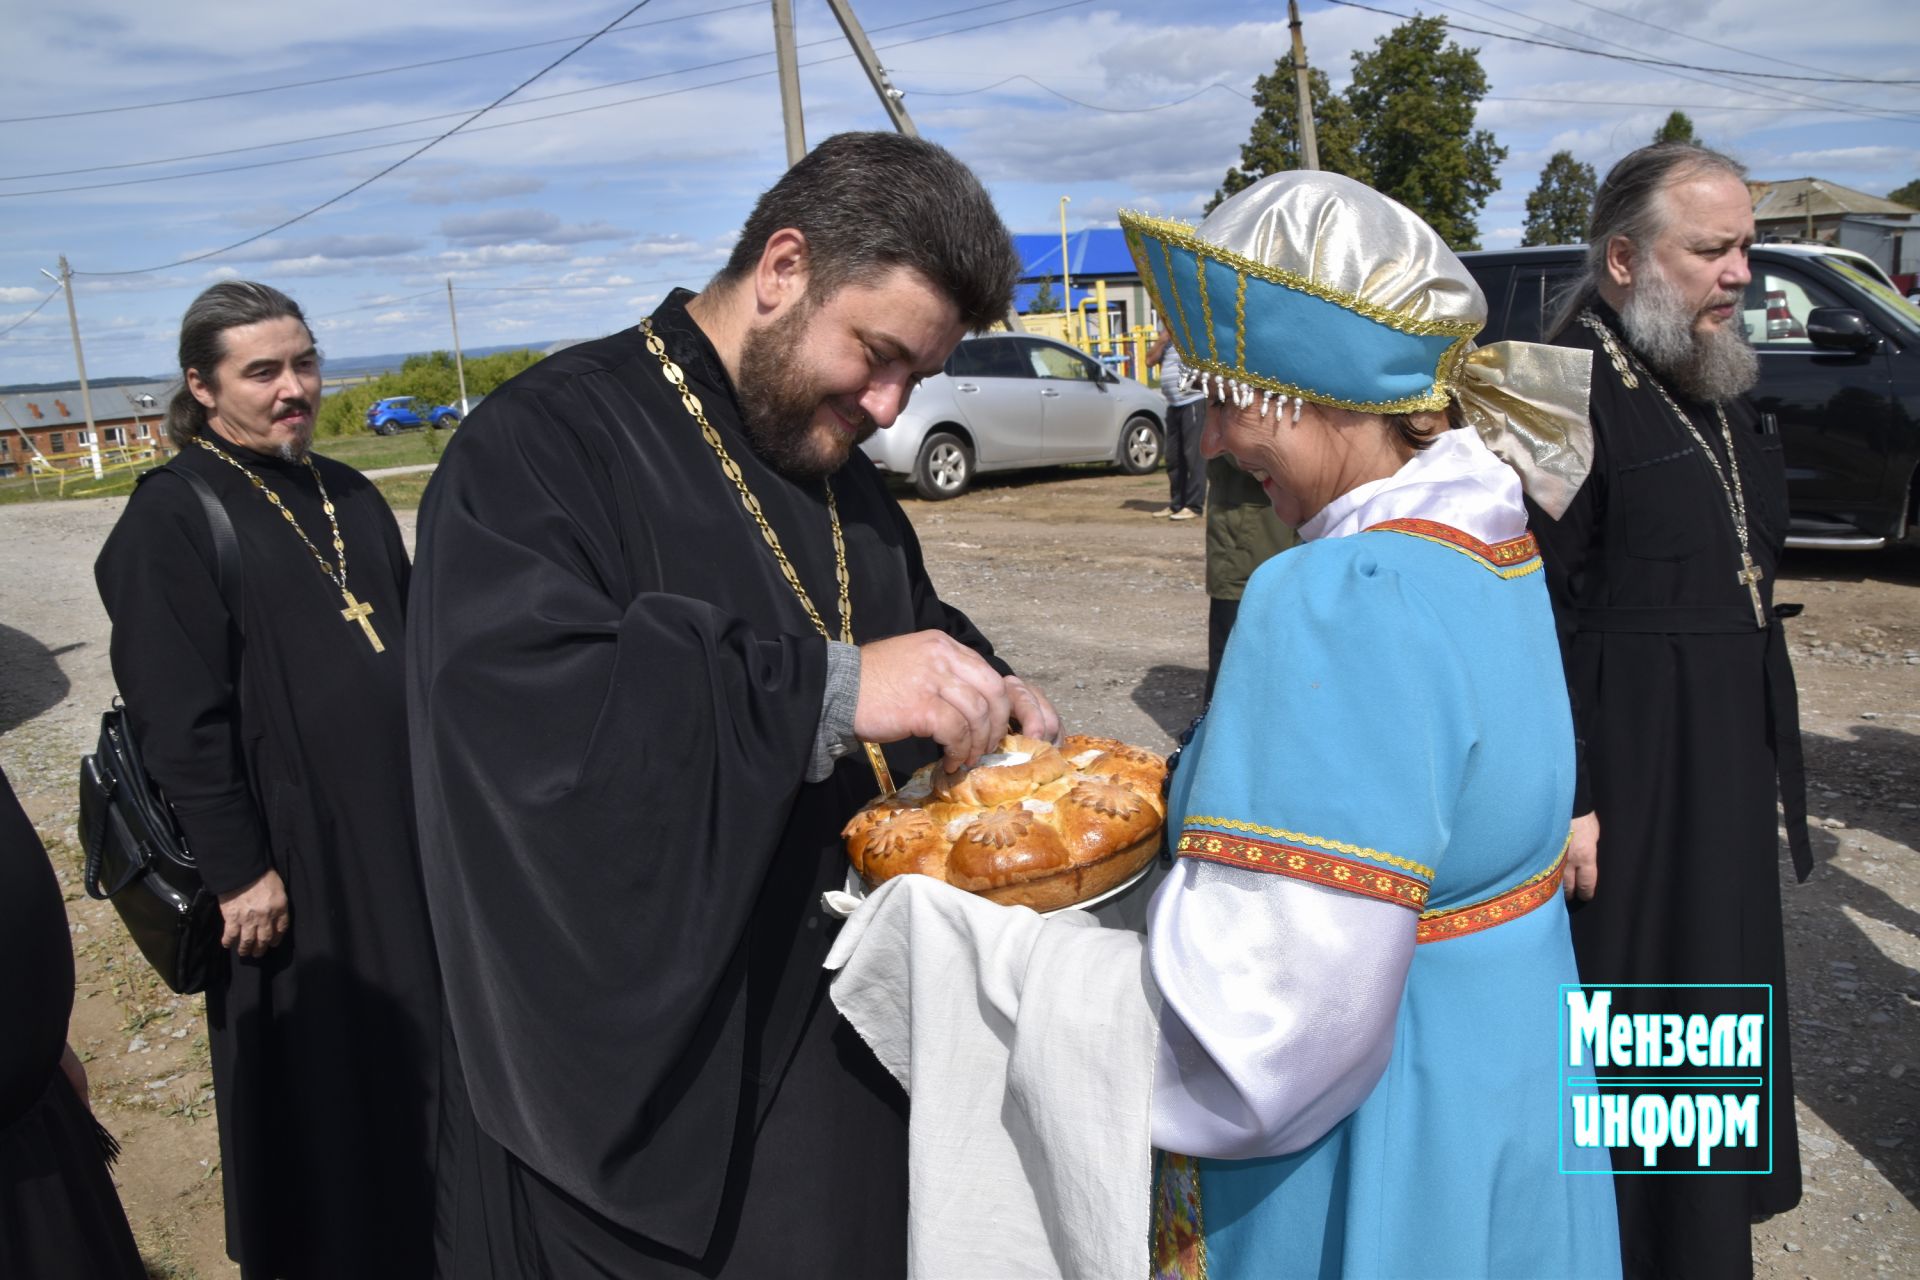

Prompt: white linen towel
xmin=825 ymin=874 xmax=1160 ymax=1279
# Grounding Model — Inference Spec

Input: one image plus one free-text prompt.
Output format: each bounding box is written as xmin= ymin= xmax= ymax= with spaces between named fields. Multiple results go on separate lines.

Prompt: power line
xmin=1438 ymin=0 xmax=1920 ymax=125
xmin=0 ymin=288 xmax=62 ymax=341
xmin=2 ymin=0 xmax=1064 ymax=186
xmin=1320 ymin=0 xmax=1920 ymax=86
xmin=1557 ymin=0 xmax=1859 ymax=81
xmin=8 ymin=0 xmax=1093 ymax=201
xmin=904 ymin=73 xmax=1251 ymax=112
xmin=1481 ymin=94 xmax=1901 ymax=114
xmin=72 ymin=1 xmax=658 ymax=277
xmin=0 ymin=1 xmax=764 ymax=125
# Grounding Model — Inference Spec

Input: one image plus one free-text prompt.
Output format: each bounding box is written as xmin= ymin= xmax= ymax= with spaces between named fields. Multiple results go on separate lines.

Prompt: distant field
xmin=0 ymin=429 xmax=447 ymax=506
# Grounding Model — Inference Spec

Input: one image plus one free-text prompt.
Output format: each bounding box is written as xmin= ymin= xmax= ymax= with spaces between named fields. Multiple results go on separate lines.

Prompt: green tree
xmin=1522 ymin=151 xmax=1597 ymax=246
xmin=1206 ymin=56 xmax=1366 ymax=213
xmin=1028 ymin=279 xmax=1061 ymax=313
xmin=1653 ymin=111 xmax=1698 ymax=145
xmin=1344 ymin=16 xmax=1506 ymax=250
xmin=1888 ymin=178 xmax=1920 ymax=210
xmin=316 ymin=347 xmax=546 ymax=438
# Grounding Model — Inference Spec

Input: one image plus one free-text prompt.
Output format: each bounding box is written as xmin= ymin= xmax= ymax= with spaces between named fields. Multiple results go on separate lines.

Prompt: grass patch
xmin=373 ymin=473 xmax=434 ymax=509
xmin=0 ymin=429 xmax=447 ymax=506
xmin=311 ymin=428 xmax=451 ymax=470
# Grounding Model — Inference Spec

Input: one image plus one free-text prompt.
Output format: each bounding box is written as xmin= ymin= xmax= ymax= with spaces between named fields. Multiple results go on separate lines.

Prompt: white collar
xmin=1297 ymin=428 xmax=1529 ymax=546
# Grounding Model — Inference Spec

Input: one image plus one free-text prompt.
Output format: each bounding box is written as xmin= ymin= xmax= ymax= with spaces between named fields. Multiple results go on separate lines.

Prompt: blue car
xmin=365 ymin=396 xmax=460 ymax=435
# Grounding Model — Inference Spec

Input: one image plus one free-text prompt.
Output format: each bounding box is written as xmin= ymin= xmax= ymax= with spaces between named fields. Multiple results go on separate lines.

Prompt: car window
xmin=1504 ymin=266 xmax=1583 ymax=344
xmin=1820 ymin=259 xmax=1920 ymax=339
xmin=1742 ymin=266 xmax=1846 ymax=348
xmin=954 ymin=340 xmax=1034 ymax=380
xmin=1026 ymin=341 xmax=1098 ymax=381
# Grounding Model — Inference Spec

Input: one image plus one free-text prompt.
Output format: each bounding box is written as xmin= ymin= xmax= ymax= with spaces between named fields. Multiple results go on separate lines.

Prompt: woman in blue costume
xmin=827 ymin=171 xmax=1621 ymax=1279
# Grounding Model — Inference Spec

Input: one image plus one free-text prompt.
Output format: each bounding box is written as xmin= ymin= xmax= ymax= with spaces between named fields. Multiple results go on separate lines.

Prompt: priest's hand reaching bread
xmin=855 ymin=630 xmax=1060 ymax=769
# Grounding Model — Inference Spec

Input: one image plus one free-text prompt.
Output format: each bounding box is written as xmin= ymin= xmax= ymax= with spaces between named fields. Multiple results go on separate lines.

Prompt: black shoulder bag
xmin=80 ymin=466 xmax=243 ymax=995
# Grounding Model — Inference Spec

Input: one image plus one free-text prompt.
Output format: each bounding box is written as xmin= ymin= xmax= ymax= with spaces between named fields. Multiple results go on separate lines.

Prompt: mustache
xmin=273 ymin=400 xmax=314 ymax=421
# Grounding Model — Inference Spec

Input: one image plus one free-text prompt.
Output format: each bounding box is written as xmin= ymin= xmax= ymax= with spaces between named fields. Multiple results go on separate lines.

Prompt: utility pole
xmin=1289 ymin=0 xmax=1321 ymax=172
xmin=772 ymin=0 xmax=806 ymax=166
xmin=823 ymin=0 xmax=917 ymax=136
xmin=40 ymin=256 xmax=102 ymax=480
xmin=446 ymin=279 xmax=470 ymax=416
xmin=1059 ymin=196 xmax=1074 ymax=344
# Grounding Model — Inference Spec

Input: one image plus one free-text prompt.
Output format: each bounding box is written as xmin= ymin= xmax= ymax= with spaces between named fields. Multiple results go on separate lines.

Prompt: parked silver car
xmin=862 ymin=333 xmax=1165 ymax=499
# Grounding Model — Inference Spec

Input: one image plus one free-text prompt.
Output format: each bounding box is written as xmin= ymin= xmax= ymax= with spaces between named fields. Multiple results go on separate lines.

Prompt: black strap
xmin=140 ymin=462 xmax=245 ymax=629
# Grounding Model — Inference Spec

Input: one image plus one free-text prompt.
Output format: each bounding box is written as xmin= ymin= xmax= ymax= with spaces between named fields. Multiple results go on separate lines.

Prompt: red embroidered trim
xmin=1415 ymin=849 xmax=1567 ymax=944
xmin=1176 ymin=830 xmax=1429 ymax=911
xmin=1365 ymin=518 xmax=1539 ymax=575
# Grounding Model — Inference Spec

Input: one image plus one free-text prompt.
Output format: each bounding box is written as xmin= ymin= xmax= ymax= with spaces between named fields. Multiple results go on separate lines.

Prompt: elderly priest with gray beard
xmin=1531 ymin=140 xmax=1809 ymax=1280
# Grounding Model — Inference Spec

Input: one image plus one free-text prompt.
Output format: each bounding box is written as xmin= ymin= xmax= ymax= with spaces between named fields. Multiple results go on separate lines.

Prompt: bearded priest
xmin=1532 ymin=140 xmax=1810 ymax=1279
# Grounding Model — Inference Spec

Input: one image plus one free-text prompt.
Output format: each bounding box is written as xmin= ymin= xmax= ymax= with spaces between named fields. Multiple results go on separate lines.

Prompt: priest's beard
xmin=1619 ymin=263 xmax=1758 ymax=402
xmin=737 ymin=299 xmax=875 ymax=478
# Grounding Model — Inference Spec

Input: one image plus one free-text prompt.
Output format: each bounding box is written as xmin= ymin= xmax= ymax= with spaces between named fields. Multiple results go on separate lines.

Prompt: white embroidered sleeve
xmin=1147 ymin=858 xmax=1416 ymax=1159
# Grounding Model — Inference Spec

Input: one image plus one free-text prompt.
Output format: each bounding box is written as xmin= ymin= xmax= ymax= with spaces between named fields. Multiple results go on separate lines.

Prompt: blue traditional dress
xmin=1148 ymin=430 xmax=1620 ymax=1280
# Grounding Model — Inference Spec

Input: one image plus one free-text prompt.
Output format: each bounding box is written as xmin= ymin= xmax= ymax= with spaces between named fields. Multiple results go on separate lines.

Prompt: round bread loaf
xmin=842 ymin=733 xmax=1168 ymax=911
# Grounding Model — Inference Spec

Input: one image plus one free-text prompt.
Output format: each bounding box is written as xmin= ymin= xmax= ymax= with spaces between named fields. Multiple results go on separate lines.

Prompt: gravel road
xmin=2 ymin=467 xmax=1913 ymax=1278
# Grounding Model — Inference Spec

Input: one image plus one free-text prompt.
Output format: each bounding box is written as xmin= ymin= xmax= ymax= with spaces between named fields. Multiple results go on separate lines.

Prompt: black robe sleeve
xmin=94 ymin=473 xmax=269 ymax=895
xmin=1527 ymin=391 xmax=1608 ymax=819
xmin=407 ymin=385 xmax=833 ymax=1229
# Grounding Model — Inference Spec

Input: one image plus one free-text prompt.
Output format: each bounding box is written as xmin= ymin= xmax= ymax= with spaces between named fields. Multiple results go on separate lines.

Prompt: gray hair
xmin=164 ymin=281 xmax=313 ymax=449
xmin=1548 ymin=142 xmax=1748 ymax=340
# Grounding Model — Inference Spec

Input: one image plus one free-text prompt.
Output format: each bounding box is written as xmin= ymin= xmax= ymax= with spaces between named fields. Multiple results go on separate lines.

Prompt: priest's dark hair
xmin=165 ymin=281 xmax=315 ymax=449
xmin=1546 ymin=141 xmax=1747 ymax=341
xmin=716 ymin=131 xmax=1021 ymax=332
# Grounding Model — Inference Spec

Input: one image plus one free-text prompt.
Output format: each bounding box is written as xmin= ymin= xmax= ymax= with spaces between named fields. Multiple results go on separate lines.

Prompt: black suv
xmin=1462 ymin=244 xmax=1920 ymax=549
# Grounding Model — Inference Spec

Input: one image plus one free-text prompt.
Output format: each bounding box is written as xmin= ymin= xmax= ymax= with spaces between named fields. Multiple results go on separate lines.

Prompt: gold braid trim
xmin=1181 ymin=815 xmax=1436 ymax=880
xmin=1194 ymin=250 xmax=1218 ymax=364
xmin=1119 ymin=210 xmax=1483 ymax=339
xmin=1154 ymin=236 xmax=1200 ymax=360
xmin=1234 ymin=273 xmax=1248 ymax=375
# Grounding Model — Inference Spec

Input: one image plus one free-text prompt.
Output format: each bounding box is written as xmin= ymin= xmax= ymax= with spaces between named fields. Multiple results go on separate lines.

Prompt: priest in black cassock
xmin=1531 ymin=143 xmax=1810 ymax=1278
xmin=94 ymin=282 xmax=441 ymax=1278
xmin=408 ymin=132 xmax=1057 ymax=1277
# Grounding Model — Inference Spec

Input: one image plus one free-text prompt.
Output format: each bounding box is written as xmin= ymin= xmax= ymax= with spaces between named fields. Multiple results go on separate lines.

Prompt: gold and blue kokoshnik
xmin=1119 ymin=210 xmax=1480 ymax=416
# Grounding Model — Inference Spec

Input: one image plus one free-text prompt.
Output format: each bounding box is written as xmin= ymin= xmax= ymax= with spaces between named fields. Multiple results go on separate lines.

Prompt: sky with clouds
xmin=2 ymin=0 xmax=1916 ymax=384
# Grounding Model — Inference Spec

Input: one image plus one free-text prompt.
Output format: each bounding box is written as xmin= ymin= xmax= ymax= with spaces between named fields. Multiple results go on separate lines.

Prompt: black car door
xmin=1742 ymin=259 xmax=1895 ymax=536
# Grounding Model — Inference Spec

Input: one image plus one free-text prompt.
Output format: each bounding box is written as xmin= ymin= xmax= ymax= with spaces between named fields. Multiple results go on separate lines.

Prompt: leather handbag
xmin=79 ymin=465 xmax=241 ymax=995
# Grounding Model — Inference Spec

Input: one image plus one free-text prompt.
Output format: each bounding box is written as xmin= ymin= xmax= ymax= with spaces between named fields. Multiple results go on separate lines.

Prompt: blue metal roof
xmin=1014 ymin=229 xmax=1138 ymax=280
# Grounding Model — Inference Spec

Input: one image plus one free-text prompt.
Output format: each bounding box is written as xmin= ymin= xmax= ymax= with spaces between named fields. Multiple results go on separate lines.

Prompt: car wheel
xmin=433 ymin=413 xmax=459 ymax=429
xmin=1117 ymin=414 xmax=1162 ymax=475
xmin=913 ymin=431 xmax=973 ymax=501
xmin=376 ymin=422 xmax=396 ymax=436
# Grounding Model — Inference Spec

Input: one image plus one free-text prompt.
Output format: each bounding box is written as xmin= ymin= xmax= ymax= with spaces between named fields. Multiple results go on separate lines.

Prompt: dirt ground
xmin=1 ymin=466 xmax=1914 ymax=1278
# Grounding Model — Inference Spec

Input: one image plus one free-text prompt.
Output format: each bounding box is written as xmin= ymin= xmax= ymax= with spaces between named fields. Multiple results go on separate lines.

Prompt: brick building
xmin=0 ymin=380 xmax=174 ymax=478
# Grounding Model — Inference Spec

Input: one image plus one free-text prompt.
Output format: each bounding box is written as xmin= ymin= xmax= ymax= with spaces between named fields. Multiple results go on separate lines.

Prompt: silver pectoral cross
xmin=1736 ymin=554 xmax=1767 ymax=628
xmin=340 ymin=590 xmax=385 ymax=652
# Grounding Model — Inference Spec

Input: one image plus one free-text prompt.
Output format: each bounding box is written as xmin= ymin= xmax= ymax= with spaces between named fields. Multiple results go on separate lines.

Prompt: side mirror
xmin=1805 ymin=307 xmax=1877 ymax=354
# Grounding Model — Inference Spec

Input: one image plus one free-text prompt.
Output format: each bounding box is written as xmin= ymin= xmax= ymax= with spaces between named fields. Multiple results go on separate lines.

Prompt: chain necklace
xmin=1578 ymin=311 xmax=1767 ymax=629
xmin=639 ymin=318 xmax=895 ymax=792
xmin=193 ymin=437 xmax=386 ymax=652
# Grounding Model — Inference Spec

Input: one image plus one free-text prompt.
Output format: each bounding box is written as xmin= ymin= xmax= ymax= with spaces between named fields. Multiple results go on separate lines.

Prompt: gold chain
xmin=638 ymin=318 xmax=892 ymax=790
xmin=1579 ymin=311 xmax=1767 ymax=629
xmin=194 ymin=436 xmax=350 ymax=590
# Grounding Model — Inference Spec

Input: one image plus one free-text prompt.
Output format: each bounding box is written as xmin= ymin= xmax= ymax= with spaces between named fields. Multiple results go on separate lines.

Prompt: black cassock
xmin=1530 ymin=302 xmax=1809 ymax=1280
xmin=0 ymin=765 xmax=145 ymax=1279
xmin=408 ymin=291 xmax=1005 ymax=1276
xmin=95 ymin=433 xmax=441 ymax=1278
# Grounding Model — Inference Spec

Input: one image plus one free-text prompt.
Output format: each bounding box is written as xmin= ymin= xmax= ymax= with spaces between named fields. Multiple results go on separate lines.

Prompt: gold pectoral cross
xmin=340 ymin=590 xmax=385 ymax=653
xmin=863 ymin=741 xmax=896 ymax=794
xmin=1736 ymin=554 xmax=1768 ymax=629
